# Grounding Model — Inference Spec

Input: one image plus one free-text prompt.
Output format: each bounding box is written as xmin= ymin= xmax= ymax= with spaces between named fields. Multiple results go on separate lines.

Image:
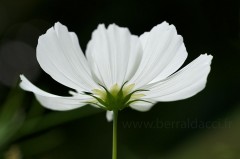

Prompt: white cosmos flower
xmin=20 ymin=22 xmax=212 ymax=122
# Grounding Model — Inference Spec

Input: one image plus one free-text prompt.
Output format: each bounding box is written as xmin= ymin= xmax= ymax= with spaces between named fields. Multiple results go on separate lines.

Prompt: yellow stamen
xmin=110 ymin=83 xmax=120 ymax=96
xmin=123 ymin=83 xmax=135 ymax=96
xmin=92 ymin=89 xmax=106 ymax=100
xmin=89 ymin=83 xmax=146 ymax=110
xmin=131 ymin=93 xmax=145 ymax=99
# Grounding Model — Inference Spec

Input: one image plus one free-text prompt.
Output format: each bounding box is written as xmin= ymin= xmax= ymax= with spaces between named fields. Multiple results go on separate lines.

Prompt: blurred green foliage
xmin=0 ymin=87 xmax=103 ymax=158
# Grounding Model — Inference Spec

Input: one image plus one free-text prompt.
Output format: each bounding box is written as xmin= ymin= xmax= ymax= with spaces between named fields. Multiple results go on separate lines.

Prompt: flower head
xmin=20 ymin=22 xmax=212 ymax=121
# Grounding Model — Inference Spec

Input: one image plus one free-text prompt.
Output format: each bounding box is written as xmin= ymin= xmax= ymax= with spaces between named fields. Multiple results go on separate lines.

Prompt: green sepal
xmin=83 ymin=83 xmax=150 ymax=111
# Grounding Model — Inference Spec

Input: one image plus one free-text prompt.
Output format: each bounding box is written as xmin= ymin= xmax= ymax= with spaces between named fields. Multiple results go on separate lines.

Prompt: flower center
xmin=84 ymin=83 xmax=146 ymax=111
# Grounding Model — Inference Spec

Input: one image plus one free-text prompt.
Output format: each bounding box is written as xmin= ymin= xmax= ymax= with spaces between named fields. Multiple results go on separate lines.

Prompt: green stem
xmin=112 ymin=110 xmax=118 ymax=159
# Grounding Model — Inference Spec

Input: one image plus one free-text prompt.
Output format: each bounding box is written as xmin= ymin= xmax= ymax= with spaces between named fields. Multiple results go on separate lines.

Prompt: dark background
xmin=0 ymin=0 xmax=239 ymax=158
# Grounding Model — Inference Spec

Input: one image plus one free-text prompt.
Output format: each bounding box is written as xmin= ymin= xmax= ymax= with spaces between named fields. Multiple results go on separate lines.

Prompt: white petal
xmin=129 ymin=22 xmax=187 ymax=88
xmin=106 ymin=110 xmax=113 ymax=122
xmin=144 ymin=54 xmax=213 ymax=101
xmin=150 ymin=43 xmax=187 ymax=84
xmin=37 ymin=22 xmax=98 ymax=92
xmin=130 ymin=101 xmax=155 ymax=112
xmin=86 ymin=24 xmax=142 ymax=88
xmin=19 ymin=75 xmax=91 ymax=111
